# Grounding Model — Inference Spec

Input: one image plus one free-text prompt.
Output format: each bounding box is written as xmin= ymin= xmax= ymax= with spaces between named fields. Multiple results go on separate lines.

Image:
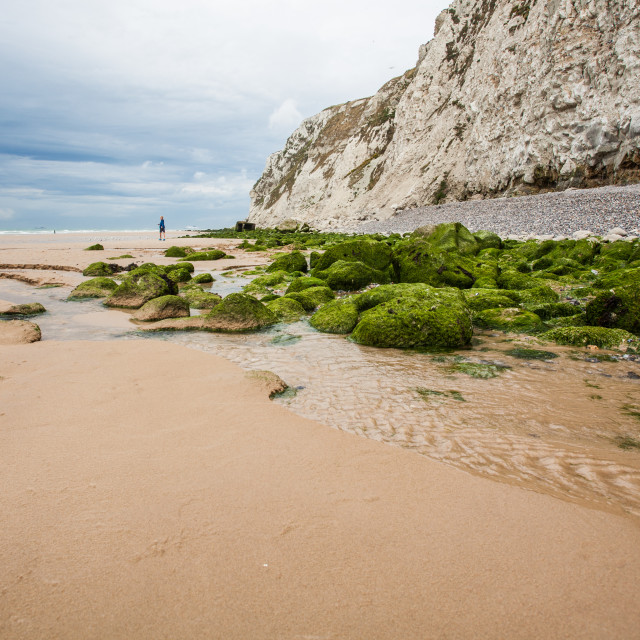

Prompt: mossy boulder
xmin=266 ymin=297 xmax=306 ymax=322
xmin=284 ymin=286 xmax=335 ymax=312
xmin=285 ymin=276 xmax=327 ymax=294
xmin=165 ymin=262 xmax=194 ymax=274
xmin=191 ymin=273 xmax=215 ymax=284
xmin=463 ymin=290 xmax=519 ymax=313
xmin=496 ymin=270 xmax=545 ymax=290
xmin=164 ymin=246 xmax=188 ymax=258
xmin=127 ymin=263 xmax=164 ymax=278
xmin=350 ymin=286 xmax=472 ymax=349
xmin=312 ymin=239 xmax=392 ymax=272
xmin=203 ymin=293 xmax=277 ymax=331
xmin=104 ymin=272 xmax=175 ymax=309
xmin=593 ymin=267 xmax=640 ymax=289
xmin=541 ymin=326 xmax=639 ymax=350
xmin=546 ymin=313 xmax=588 ymax=327
xmin=132 ymin=295 xmax=190 ymax=321
xmin=523 ymin=302 xmax=582 ymax=320
xmin=68 ymin=277 xmax=118 ymax=300
xmin=473 ymin=308 xmax=545 ymax=332
xmin=423 ymin=222 xmax=479 ymax=256
xmin=313 ymin=260 xmax=390 ymax=291
xmin=473 ymin=230 xmax=502 ymax=251
xmin=85 ymin=244 xmax=104 ymax=251
xmin=585 ymin=284 xmax=640 ymax=335
xmin=310 ymin=299 xmax=359 ymax=334
xmin=266 ymin=251 xmax=308 ymax=274
xmin=181 ymin=250 xmax=227 ymax=261
xmin=166 ymin=267 xmax=192 ymax=284
xmin=0 ymin=302 xmax=46 ymax=316
xmin=352 ymin=283 xmax=425 ymax=312
xmin=180 ymin=287 xmax=222 ymax=309
xmin=309 ymin=251 xmax=321 ymax=269
xmin=83 ymin=261 xmax=116 ymax=277
xmin=392 ymin=239 xmax=485 ymax=288
xmin=516 ymin=286 xmax=559 ymax=304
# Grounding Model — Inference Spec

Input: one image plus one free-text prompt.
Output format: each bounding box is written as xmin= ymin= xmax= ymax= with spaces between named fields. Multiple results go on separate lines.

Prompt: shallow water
xmin=3 ymin=277 xmax=640 ymax=518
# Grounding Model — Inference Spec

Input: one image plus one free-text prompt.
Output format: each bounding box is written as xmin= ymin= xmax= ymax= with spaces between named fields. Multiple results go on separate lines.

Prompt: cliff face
xmin=248 ymin=0 xmax=640 ymax=230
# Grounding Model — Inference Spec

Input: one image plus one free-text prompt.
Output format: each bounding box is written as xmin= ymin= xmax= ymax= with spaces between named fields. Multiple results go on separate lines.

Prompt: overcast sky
xmin=0 ymin=0 xmax=450 ymax=231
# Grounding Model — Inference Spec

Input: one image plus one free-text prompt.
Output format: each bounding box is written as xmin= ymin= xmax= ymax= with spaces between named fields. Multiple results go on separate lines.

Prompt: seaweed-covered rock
xmin=266 ymin=251 xmax=308 ymax=273
xmin=284 ymin=286 xmax=335 ymax=312
xmin=127 ymin=263 xmax=164 ymax=278
xmin=542 ymin=326 xmax=639 ymax=350
xmin=191 ymin=273 xmax=215 ymax=284
xmin=309 ymin=251 xmax=321 ymax=269
xmin=310 ymin=299 xmax=359 ymax=334
xmin=180 ymin=287 xmax=222 ymax=309
xmin=312 ymin=239 xmax=392 ymax=272
xmin=352 ymin=283 xmax=426 ymax=312
xmin=104 ymin=272 xmax=174 ymax=309
xmin=164 ymin=246 xmax=188 ymax=258
xmin=473 ymin=230 xmax=502 ymax=251
xmin=585 ymin=284 xmax=640 ymax=334
xmin=523 ymin=302 xmax=582 ymax=320
xmin=0 ymin=302 xmax=46 ymax=316
xmin=83 ymin=261 xmax=116 ymax=277
xmin=204 ymin=293 xmax=277 ymax=331
xmin=351 ymin=286 xmax=472 ymax=349
xmin=463 ymin=290 xmax=518 ymax=313
xmin=546 ymin=313 xmax=588 ymax=327
xmin=392 ymin=239 xmax=484 ymax=288
xmin=266 ymin=297 xmax=306 ymax=322
xmin=166 ymin=267 xmax=192 ymax=284
xmin=285 ymin=276 xmax=327 ymax=294
xmin=593 ymin=267 xmax=640 ymax=289
xmin=473 ymin=308 xmax=545 ymax=332
xmin=68 ymin=277 xmax=118 ymax=300
xmin=85 ymin=243 xmax=104 ymax=251
xmin=165 ymin=262 xmax=194 ymax=274
xmin=132 ymin=295 xmax=190 ymax=321
xmin=313 ymin=260 xmax=390 ymax=291
xmin=496 ymin=270 xmax=544 ymax=290
xmin=516 ymin=286 xmax=559 ymax=304
xmin=423 ymin=222 xmax=479 ymax=256
xmin=0 ymin=319 xmax=41 ymax=344
xmin=181 ymin=250 xmax=227 ymax=261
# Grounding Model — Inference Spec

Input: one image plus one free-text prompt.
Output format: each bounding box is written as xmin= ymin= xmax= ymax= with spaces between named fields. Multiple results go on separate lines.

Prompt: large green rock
xmin=180 ymin=250 xmax=226 ymax=261
xmin=593 ymin=267 xmax=640 ymax=289
xmin=132 ymin=295 xmax=190 ymax=321
xmin=350 ymin=286 xmax=472 ymax=349
xmin=284 ymin=286 xmax=335 ymax=312
xmin=204 ymin=293 xmax=277 ymax=331
xmin=422 ymin=222 xmax=479 ymax=256
xmin=353 ymin=283 xmax=424 ymax=312
xmin=180 ymin=287 xmax=222 ymax=309
xmin=83 ymin=261 xmax=116 ymax=277
xmin=191 ymin=273 xmax=215 ymax=284
xmin=166 ymin=267 xmax=192 ymax=284
xmin=541 ymin=326 xmax=639 ymax=350
xmin=463 ymin=290 xmax=519 ymax=313
xmin=266 ymin=297 xmax=306 ymax=322
xmin=310 ymin=299 xmax=359 ymax=334
xmin=312 ymin=239 xmax=392 ymax=272
xmin=104 ymin=272 xmax=175 ymax=309
xmin=165 ymin=262 xmax=194 ymax=274
xmin=473 ymin=230 xmax=502 ymax=251
xmin=523 ymin=302 xmax=582 ymax=320
xmin=496 ymin=270 xmax=544 ymax=290
xmin=313 ymin=260 xmax=390 ymax=291
xmin=68 ymin=277 xmax=118 ymax=300
xmin=285 ymin=276 xmax=327 ymax=294
xmin=473 ymin=308 xmax=545 ymax=332
xmin=164 ymin=246 xmax=188 ymax=258
xmin=266 ymin=251 xmax=308 ymax=273
xmin=0 ymin=302 xmax=46 ymax=316
xmin=585 ymin=284 xmax=640 ymax=335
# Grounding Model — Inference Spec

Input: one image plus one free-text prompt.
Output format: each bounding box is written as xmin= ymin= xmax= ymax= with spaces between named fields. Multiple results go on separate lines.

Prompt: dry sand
xmin=1 ymin=232 xmax=640 ymax=639
xmin=1 ymin=340 xmax=640 ymax=639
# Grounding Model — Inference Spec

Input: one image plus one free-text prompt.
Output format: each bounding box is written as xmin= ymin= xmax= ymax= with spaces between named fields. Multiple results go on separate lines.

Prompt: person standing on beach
xmin=159 ymin=216 xmax=166 ymax=241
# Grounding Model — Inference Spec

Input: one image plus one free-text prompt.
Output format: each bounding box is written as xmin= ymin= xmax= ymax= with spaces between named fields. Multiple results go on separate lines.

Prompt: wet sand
xmin=2 ymin=233 xmax=640 ymax=638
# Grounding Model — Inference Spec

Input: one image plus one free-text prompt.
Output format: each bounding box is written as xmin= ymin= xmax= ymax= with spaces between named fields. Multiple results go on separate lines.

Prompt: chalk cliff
xmin=248 ymin=0 xmax=640 ymax=229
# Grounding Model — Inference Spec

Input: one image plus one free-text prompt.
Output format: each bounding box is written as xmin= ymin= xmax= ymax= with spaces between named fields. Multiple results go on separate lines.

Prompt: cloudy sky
xmin=0 ymin=0 xmax=450 ymax=231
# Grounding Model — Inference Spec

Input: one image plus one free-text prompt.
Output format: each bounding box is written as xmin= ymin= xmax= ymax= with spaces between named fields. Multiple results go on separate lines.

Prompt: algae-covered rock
xmin=284 ymin=286 xmax=335 ymax=312
xmin=83 ymin=261 xmax=116 ymax=277
xmin=593 ymin=267 xmax=640 ymax=289
xmin=68 ymin=277 xmax=118 ymax=300
xmin=392 ymin=239 xmax=484 ymax=288
xmin=132 ymin=295 xmax=190 ymax=321
xmin=127 ymin=262 xmax=164 ymax=278
xmin=313 ymin=260 xmax=390 ymax=291
xmin=542 ymin=326 xmax=639 ymax=350
xmin=204 ymin=293 xmax=277 ymax=331
xmin=0 ymin=302 xmax=46 ymax=316
xmin=473 ymin=308 xmax=545 ymax=332
xmin=164 ymin=246 xmax=188 ymax=258
xmin=0 ymin=319 xmax=41 ymax=344
xmin=464 ymin=290 xmax=519 ymax=313
xmin=350 ymin=286 xmax=472 ymax=349
xmin=523 ymin=302 xmax=582 ymax=320
xmin=312 ymin=239 xmax=392 ymax=272
xmin=285 ymin=276 xmax=327 ymax=294
xmin=191 ymin=273 xmax=215 ymax=284
xmin=104 ymin=272 xmax=175 ymax=309
xmin=165 ymin=262 xmax=194 ymax=274
xmin=516 ymin=286 xmax=559 ymax=304
xmin=309 ymin=251 xmax=321 ymax=269
xmin=266 ymin=251 xmax=308 ymax=273
xmin=546 ymin=313 xmax=588 ymax=327
xmin=496 ymin=270 xmax=545 ymax=290
xmin=181 ymin=287 xmax=222 ymax=309
xmin=166 ymin=267 xmax=192 ymax=284
xmin=423 ymin=222 xmax=479 ymax=256
xmin=310 ymin=299 xmax=359 ymax=334
xmin=181 ymin=250 xmax=227 ymax=261
xmin=266 ymin=297 xmax=306 ymax=322
xmin=352 ymin=283 xmax=425 ymax=312
xmin=85 ymin=243 xmax=104 ymax=251
xmin=473 ymin=230 xmax=502 ymax=251
xmin=585 ymin=284 xmax=640 ymax=334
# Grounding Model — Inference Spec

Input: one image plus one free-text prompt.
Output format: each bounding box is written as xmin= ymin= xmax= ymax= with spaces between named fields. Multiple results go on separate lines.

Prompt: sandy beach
xmin=2 ymin=232 xmax=640 ymax=639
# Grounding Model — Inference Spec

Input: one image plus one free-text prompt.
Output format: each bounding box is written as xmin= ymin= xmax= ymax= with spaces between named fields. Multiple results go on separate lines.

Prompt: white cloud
xmin=0 ymin=207 xmax=14 ymax=220
xmin=269 ymin=99 xmax=304 ymax=132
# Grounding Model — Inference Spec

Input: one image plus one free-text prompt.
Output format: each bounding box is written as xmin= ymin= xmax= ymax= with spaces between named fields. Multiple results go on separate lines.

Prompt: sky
xmin=0 ymin=0 xmax=451 ymax=231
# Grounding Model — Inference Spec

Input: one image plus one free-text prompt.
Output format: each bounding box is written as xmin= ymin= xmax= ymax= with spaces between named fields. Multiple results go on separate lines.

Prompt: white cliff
xmin=248 ymin=0 xmax=640 ymax=230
